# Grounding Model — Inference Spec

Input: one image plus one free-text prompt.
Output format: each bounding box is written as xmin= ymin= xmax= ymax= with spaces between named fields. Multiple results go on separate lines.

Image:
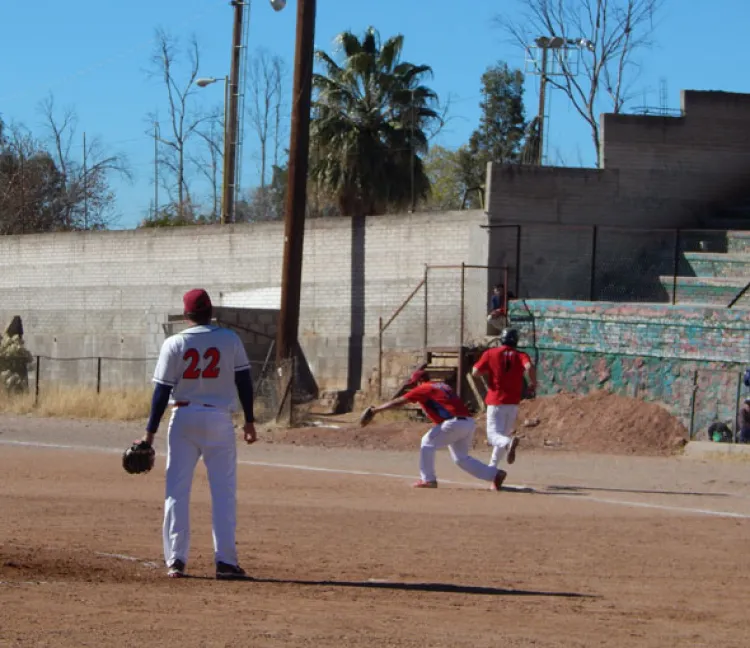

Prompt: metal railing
xmin=376 ymin=263 xmax=509 ymax=399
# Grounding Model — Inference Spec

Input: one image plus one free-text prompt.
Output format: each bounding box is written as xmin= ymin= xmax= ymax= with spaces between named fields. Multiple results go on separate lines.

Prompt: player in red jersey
xmin=367 ymin=369 xmax=507 ymax=490
xmin=472 ymin=328 xmax=536 ymax=471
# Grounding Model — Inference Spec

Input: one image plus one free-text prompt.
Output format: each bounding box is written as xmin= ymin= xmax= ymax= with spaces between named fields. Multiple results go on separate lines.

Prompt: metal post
xmin=671 ymin=229 xmax=681 ymax=305
xmin=536 ymin=46 xmax=549 ymax=166
xmin=458 ymin=263 xmax=466 ymax=399
xmin=735 ymin=369 xmax=743 ymax=444
xmin=689 ymin=369 xmax=699 ymax=439
xmin=222 ymin=0 xmax=246 ymax=225
xmin=589 ymin=225 xmax=598 ymax=301
xmin=503 ymin=265 xmax=509 ymax=324
xmin=153 ymin=122 xmax=160 ymax=218
xmin=34 ymin=356 xmax=40 ymax=405
xmin=275 ymin=0 xmax=317 ymax=366
xmin=422 ymin=265 xmax=429 ymax=353
xmin=410 ymin=89 xmax=416 ymax=213
xmin=459 ymin=263 xmax=466 ymax=347
xmin=96 ymin=357 xmax=102 ymax=394
xmin=221 ymin=75 xmax=230 ymax=222
xmin=82 ymin=132 xmax=88 ymax=229
xmin=377 ymin=317 xmax=383 ymax=400
xmin=20 ymin=154 xmax=26 ymax=234
xmin=515 ymin=225 xmax=522 ymax=297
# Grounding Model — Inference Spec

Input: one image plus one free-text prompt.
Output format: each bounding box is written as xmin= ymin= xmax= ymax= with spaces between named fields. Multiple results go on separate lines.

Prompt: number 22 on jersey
xmin=182 ymin=348 xmax=221 ymax=379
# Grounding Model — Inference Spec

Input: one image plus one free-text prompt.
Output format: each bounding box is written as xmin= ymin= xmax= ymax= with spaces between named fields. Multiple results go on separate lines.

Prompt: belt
xmin=173 ymin=401 xmax=216 ymax=409
xmin=452 ymin=416 xmax=468 ymax=421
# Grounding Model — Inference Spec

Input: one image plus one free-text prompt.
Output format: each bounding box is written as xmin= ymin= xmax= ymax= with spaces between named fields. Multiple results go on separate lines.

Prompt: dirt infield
xmin=1 ymin=415 xmax=749 ymax=647
xmin=278 ymin=392 xmax=689 ymax=457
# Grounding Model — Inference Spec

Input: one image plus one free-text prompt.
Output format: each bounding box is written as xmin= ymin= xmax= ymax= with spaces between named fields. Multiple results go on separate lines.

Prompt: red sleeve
xmin=474 ymin=351 xmax=489 ymax=372
xmin=403 ymin=384 xmax=428 ymax=403
xmin=520 ymin=352 xmax=532 ymax=369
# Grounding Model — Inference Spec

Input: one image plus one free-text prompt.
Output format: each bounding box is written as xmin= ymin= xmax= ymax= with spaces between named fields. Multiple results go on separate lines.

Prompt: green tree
xmin=0 ymin=127 xmax=67 ymax=234
xmin=423 ymin=145 xmax=465 ymax=211
xmin=311 ymin=27 xmax=442 ymax=216
xmin=460 ymin=62 xmax=526 ymax=207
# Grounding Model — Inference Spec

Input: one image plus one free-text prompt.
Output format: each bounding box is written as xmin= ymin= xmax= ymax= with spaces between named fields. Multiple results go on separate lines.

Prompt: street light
xmin=527 ymin=36 xmax=593 ymax=165
xmin=196 ymin=76 xmax=230 ymax=222
xmin=203 ymin=0 xmax=287 ymax=225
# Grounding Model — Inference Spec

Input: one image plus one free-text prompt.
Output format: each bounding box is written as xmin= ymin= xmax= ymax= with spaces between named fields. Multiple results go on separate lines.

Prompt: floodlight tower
xmin=525 ymin=36 xmax=594 ymax=165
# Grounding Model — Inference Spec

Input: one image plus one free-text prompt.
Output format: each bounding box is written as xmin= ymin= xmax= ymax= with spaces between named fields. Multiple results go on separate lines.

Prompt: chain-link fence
xmin=487 ymin=225 xmax=743 ymax=306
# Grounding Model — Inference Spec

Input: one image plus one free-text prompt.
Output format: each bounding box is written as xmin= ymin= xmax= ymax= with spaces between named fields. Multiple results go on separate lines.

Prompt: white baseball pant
xmin=419 ymin=417 xmax=498 ymax=483
xmin=486 ymin=404 xmax=519 ymax=467
xmin=163 ymin=407 xmax=238 ymax=568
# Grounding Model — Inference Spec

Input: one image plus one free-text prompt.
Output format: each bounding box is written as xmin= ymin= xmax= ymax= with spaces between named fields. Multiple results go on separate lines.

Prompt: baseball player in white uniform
xmin=141 ymin=288 xmax=256 ymax=580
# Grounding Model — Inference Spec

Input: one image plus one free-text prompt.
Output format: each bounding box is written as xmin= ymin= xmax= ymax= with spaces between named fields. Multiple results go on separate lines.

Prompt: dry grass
xmin=0 ymin=386 xmax=151 ymax=421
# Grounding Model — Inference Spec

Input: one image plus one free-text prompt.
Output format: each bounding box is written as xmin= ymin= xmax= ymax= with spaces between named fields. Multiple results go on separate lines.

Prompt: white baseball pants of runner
xmin=163 ymin=407 xmax=238 ymax=568
xmin=419 ymin=417 xmax=498 ymax=483
xmin=486 ymin=404 xmax=519 ymax=467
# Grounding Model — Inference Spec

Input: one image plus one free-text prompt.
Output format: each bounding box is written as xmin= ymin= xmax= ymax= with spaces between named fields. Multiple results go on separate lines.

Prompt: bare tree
xmin=246 ymin=49 xmax=287 ymax=190
xmin=498 ymin=0 xmax=662 ymax=165
xmin=190 ymin=111 xmax=224 ymax=222
xmin=147 ymin=29 xmax=206 ymax=218
xmin=39 ymin=95 xmax=131 ymax=229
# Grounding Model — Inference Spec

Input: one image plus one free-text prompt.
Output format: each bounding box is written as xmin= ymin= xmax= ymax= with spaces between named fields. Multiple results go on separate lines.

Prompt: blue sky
xmin=1 ymin=0 xmax=749 ymax=229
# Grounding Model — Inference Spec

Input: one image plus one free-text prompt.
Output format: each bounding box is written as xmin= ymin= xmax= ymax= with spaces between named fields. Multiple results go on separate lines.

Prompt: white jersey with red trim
xmin=153 ymin=324 xmax=250 ymax=411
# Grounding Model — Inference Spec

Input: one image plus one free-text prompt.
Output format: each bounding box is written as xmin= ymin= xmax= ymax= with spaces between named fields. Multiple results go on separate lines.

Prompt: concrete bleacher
xmin=660 ymin=231 xmax=750 ymax=307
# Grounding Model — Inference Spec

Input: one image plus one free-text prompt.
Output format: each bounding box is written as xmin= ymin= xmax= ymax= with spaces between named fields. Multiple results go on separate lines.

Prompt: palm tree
xmin=311 ymin=27 xmax=442 ymax=216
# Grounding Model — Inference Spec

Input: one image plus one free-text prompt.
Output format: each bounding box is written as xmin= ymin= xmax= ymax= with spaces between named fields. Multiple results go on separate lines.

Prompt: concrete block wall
xmin=0 ymin=211 xmax=490 ymax=393
xmin=487 ymin=90 xmax=750 ymax=229
xmin=510 ymin=300 xmax=750 ymax=436
xmin=489 ymin=224 xmax=708 ymax=302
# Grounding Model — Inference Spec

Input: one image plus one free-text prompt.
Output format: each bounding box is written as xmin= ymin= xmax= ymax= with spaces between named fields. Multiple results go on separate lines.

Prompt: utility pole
xmin=536 ymin=45 xmax=548 ymax=166
xmin=20 ymin=153 xmax=26 ymax=234
xmin=222 ymin=0 xmax=245 ymax=225
xmin=410 ymin=89 xmax=416 ymax=212
xmin=83 ymin=132 xmax=88 ymax=229
xmin=276 ymin=0 xmax=317 ymax=367
xmin=153 ymin=122 xmax=160 ymax=218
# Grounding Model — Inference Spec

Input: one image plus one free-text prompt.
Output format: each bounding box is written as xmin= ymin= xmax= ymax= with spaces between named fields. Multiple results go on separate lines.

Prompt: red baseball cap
xmin=407 ymin=369 xmax=429 ymax=385
xmin=183 ymin=288 xmax=212 ymax=315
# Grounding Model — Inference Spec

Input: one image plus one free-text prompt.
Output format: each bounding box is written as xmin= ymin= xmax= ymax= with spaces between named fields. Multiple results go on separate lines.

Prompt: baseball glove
xmin=359 ymin=406 xmax=376 ymax=428
xmin=122 ymin=440 xmax=155 ymax=475
xmin=521 ymin=382 xmax=536 ymax=400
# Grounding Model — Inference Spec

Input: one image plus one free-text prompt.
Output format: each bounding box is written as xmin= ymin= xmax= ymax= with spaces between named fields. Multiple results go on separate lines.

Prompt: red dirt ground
xmin=0 ymin=411 xmax=748 ymax=648
xmin=275 ymin=392 xmax=689 ymax=457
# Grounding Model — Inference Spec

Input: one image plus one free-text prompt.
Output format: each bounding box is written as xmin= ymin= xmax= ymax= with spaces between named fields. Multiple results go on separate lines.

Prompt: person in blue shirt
xmin=487 ymin=284 xmax=515 ymax=331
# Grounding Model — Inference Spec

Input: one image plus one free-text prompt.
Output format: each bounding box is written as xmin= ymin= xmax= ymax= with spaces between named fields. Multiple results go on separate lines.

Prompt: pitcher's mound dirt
xmin=269 ymin=391 xmax=688 ymax=457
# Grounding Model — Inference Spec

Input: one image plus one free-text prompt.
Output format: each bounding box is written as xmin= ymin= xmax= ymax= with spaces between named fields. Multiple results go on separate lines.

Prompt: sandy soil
xmin=0 ymin=413 xmax=748 ymax=647
xmin=275 ymin=392 xmax=689 ymax=457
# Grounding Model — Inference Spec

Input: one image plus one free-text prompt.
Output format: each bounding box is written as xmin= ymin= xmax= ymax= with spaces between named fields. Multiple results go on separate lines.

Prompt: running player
xmin=367 ymin=369 xmax=507 ymax=490
xmin=472 ymin=328 xmax=536 ymax=470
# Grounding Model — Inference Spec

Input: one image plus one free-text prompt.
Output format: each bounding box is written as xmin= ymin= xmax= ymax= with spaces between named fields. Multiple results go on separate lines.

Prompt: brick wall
xmin=510 ymin=300 xmax=750 ymax=436
xmin=0 ymin=211 xmax=489 ymax=392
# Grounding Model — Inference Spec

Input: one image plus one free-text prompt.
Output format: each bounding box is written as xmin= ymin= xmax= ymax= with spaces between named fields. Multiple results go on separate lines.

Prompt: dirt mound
xmin=514 ymin=391 xmax=689 ymax=456
xmin=270 ymin=391 xmax=688 ymax=457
